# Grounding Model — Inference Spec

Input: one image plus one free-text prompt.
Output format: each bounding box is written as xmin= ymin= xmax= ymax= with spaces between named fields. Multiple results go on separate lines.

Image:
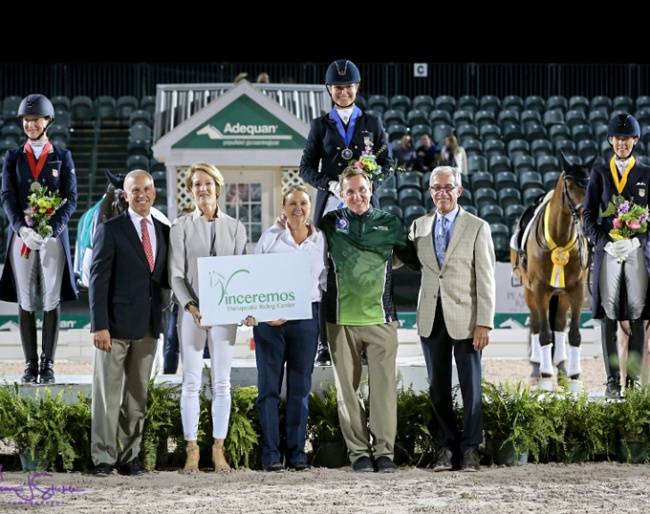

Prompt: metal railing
xmin=2 ymin=62 xmax=650 ymax=104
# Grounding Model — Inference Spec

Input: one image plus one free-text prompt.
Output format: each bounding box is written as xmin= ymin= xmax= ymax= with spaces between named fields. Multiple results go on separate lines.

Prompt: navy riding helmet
xmin=607 ymin=113 xmax=640 ymax=139
xmin=325 ymin=59 xmax=361 ymax=85
xmin=17 ymin=93 xmax=55 ymax=122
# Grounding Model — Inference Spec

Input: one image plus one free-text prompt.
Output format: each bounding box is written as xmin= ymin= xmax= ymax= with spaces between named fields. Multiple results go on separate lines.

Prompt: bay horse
xmin=510 ymin=153 xmax=594 ymax=391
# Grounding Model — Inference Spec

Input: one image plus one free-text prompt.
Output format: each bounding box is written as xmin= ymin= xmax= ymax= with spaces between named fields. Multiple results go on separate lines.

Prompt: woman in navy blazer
xmin=0 ymin=94 xmax=78 ymax=385
xmin=299 ymin=59 xmax=394 ymax=367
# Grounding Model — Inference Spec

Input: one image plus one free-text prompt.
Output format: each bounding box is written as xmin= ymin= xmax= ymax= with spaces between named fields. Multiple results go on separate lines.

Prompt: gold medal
xmin=341 ymin=148 xmax=353 ymax=160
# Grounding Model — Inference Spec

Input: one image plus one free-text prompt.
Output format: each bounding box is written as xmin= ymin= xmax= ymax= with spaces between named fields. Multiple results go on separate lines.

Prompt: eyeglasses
xmin=430 ymin=185 xmax=458 ymax=193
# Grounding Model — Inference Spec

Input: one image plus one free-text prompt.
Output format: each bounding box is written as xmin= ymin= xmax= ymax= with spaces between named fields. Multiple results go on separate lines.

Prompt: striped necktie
xmin=141 ymin=217 xmax=154 ymax=271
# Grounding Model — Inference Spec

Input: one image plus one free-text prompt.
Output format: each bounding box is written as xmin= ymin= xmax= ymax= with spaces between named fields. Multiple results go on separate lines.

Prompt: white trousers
xmin=10 ymin=235 xmax=64 ymax=311
xmin=178 ymin=309 xmax=236 ymax=440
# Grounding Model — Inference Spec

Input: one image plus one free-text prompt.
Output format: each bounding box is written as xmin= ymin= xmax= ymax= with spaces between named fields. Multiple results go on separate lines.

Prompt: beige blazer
xmin=409 ymin=208 xmax=496 ymax=340
xmin=168 ymin=207 xmax=247 ymax=309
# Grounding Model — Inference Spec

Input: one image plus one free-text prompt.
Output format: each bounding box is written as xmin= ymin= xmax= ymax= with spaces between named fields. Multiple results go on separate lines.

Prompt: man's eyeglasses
xmin=430 ymin=185 xmax=458 ymax=193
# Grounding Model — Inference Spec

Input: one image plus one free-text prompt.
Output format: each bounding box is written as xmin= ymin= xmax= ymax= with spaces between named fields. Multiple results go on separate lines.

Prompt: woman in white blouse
xmin=244 ymin=185 xmax=327 ymax=472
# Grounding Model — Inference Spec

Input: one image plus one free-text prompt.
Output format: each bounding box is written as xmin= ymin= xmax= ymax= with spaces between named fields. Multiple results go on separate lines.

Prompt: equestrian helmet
xmin=17 ymin=94 xmax=55 ymax=122
xmin=607 ymin=113 xmax=640 ymax=139
xmin=325 ymin=59 xmax=361 ymax=85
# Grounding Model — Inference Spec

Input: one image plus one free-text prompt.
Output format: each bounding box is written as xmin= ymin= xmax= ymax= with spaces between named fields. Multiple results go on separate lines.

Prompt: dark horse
xmin=510 ymin=153 xmax=594 ymax=391
xmin=74 ymin=170 xmax=129 ymax=289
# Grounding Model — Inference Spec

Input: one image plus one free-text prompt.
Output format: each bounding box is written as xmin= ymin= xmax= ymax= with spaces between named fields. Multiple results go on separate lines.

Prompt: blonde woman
xmin=441 ymin=135 xmax=469 ymax=177
xmin=169 ymin=162 xmax=247 ymax=474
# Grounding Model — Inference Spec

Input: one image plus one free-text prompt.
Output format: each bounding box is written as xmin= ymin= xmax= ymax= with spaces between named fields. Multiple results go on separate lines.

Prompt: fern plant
xmin=481 ymin=379 xmax=555 ymax=463
xmin=0 ymin=383 xmax=90 ymax=472
xmin=140 ymin=376 xmax=182 ymax=470
xmin=225 ymin=385 xmax=260 ymax=469
xmin=307 ymin=384 xmax=344 ymax=445
xmin=395 ymin=374 xmax=436 ymax=466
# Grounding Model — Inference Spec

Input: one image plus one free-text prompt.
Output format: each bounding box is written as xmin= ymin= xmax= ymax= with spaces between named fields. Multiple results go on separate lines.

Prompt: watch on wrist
xmin=184 ymin=300 xmax=197 ymax=312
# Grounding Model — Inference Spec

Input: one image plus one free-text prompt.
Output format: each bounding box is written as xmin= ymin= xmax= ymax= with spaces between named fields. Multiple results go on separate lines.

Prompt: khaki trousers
xmin=327 ymin=321 xmax=399 ymax=463
xmin=90 ymin=336 xmax=158 ymax=466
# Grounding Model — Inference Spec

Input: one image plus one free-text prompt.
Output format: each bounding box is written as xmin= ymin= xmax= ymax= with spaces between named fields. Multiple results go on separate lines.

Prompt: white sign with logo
xmin=197 ymin=253 xmax=312 ymax=325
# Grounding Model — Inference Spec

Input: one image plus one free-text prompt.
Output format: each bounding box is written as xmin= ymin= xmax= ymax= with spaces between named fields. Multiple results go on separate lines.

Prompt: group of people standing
xmin=0 ymin=63 xmax=496 ymax=476
xmin=9 ymin=63 xmax=647 ymax=477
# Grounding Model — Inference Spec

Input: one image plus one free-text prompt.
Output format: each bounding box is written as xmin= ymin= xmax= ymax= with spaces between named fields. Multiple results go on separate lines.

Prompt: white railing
xmin=153 ymin=82 xmax=330 ymax=142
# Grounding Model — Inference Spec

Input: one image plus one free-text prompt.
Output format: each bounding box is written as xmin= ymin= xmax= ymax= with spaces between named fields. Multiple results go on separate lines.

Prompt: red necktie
xmin=141 ymin=218 xmax=154 ymax=271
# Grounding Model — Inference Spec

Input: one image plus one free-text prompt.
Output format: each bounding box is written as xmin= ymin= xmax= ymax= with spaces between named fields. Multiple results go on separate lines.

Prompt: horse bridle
xmin=535 ymin=174 xmax=590 ymax=269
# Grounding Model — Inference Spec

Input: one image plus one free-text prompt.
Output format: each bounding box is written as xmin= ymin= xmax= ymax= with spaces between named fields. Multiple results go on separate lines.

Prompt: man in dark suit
xmin=299 ymin=58 xmax=395 ymax=366
xmin=88 ymin=169 xmax=170 ymax=477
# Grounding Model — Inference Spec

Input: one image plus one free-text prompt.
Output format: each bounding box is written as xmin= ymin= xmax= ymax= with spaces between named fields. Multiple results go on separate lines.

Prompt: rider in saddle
xmin=582 ymin=113 xmax=650 ymax=398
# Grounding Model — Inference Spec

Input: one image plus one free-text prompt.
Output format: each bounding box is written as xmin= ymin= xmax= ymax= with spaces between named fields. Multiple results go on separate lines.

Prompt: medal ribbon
xmin=609 ymin=155 xmax=636 ymax=195
xmin=544 ymin=201 xmax=576 ymax=288
xmin=331 ymin=106 xmax=362 ymax=150
xmin=25 ymin=141 xmax=52 ymax=181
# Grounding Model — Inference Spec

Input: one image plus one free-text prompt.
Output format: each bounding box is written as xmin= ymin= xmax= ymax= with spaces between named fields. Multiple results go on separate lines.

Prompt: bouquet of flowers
xmin=350 ymin=133 xmax=403 ymax=185
xmin=21 ymin=185 xmax=67 ymax=259
xmin=600 ymin=194 xmax=649 ymax=241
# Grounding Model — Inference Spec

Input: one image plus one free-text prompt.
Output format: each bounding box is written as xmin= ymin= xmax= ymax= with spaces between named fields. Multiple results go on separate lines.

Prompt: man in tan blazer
xmin=408 ymin=165 xmax=496 ymax=472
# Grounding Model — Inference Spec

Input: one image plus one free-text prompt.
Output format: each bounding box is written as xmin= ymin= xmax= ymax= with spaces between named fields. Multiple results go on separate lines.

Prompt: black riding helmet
xmin=17 ymin=93 xmax=55 ymax=140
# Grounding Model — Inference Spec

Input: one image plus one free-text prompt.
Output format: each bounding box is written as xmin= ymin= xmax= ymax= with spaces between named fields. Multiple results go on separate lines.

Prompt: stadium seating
xmin=490 ymin=222 xmax=512 ymax=261
xmin=412 ymin=95 xmax=435 ymax=115
xmin=389 ymin=94 xmax=411 ymax=114
xmin=435 ymin=95 xmax=456 ymax=115
xmin=71 ymin=95 xmax=94 ymax=125
xmin=497 ymin=188 xmax=522 ymax=211
xmin=567 ymin=95 xmax=589 ymax=114
xmin=367 ymin=95 xmax=389 ymax=115
xmin=473 ymin=187 xmax=498 ymax=210
xmin=479 ymin=95 xmax=501 ymax=114
xmin=480 ymin=204 xmax=505 ymax=224
xmin=470 ymin=171 xmax=494 ymax=192
xmin=457 ymin=95 xmax=479 ymax=113
xmin=501 ymin=95 xmax=524 ymax=113
xmin=404 ymin=205 xmax=427 ymax=228
xmin=546 ymin=95 xmax=568 ymax=113
xmin=494 ymin=171 xmax=518 ymax=191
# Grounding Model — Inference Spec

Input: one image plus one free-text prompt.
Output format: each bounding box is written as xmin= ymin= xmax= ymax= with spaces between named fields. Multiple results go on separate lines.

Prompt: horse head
xmin=98 ymin=170 xmax=128 ymax=224
xmin=559 ymin=151 xmax=595 ymax=216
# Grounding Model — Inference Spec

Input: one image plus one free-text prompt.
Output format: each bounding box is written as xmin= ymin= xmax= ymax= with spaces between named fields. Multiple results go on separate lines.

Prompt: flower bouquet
xmin=600 ymin=195 xmax=649 ymax=240
xmin=350 ymin=132 xmax=404 ymax=185
xmin=21 ymin=185 xmax=67 ymax=259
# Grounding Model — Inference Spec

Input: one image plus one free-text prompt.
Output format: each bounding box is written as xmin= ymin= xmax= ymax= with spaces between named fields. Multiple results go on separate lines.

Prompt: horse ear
xmin=559 ymin=151 xmax=571 ymax=171
xmin=585 ymin=154 xmax=597 ymax=170
xmin=105 ymin=169 xmax=125 ymax=189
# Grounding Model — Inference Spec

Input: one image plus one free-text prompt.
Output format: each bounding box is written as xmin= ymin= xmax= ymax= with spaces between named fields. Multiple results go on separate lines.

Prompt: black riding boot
xmin=315 ymin=308 xmax=331 ymax=366
xmin=626 ymin=318 xmax=645 ymax=390
xmin=601 ymin=317 xmax=621 ymax=398
xmin=39 ymin=306 xmax=60 ymax=384
xmin=19 ymin=307 xmax=38 ymax=384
